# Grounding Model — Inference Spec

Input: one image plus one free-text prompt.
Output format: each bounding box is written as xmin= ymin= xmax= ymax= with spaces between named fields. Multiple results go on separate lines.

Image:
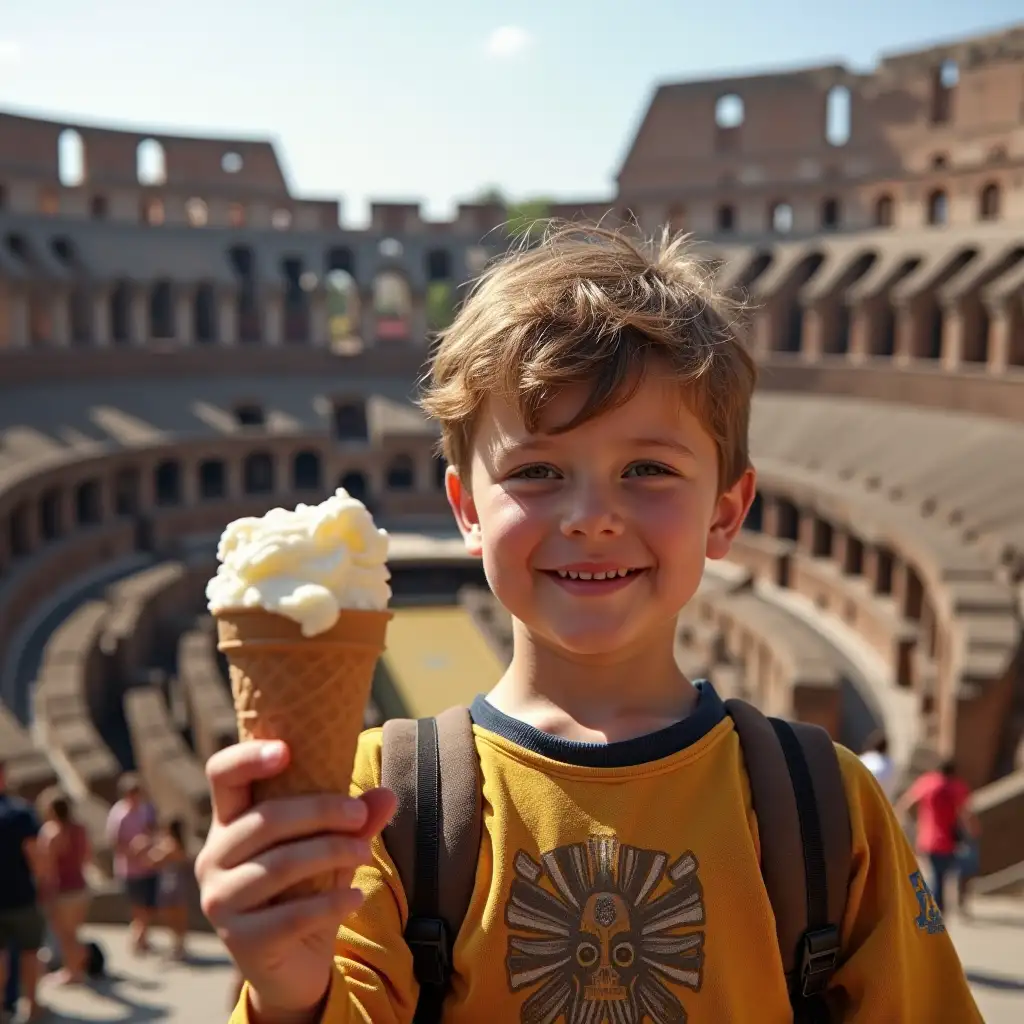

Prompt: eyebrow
xmin=491 ymin=436 xmax=697 ymax=459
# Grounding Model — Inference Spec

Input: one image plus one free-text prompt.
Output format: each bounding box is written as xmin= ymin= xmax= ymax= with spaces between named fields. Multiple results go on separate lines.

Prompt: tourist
xmin=896 ymin=758 xmax=980 ymax=916
xmin=859 ymin=729 xmax=897 ymax=800
xmin=195 ymin=224 xmax=982 ymax=1021
xmin=37 ymin=790 xmax=92 ymax=985
xmin=145 ymin=818 xmax=190 ymax=961
xmin=0 ymin=760 xmax=47 ymax=1021
xmin=105 ymin=773 xmax=158 ymax=955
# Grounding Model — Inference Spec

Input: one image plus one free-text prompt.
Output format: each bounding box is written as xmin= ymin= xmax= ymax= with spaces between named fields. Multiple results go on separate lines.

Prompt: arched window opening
xmin=111 ymin=281 xmax=132 ymax=345
xmin=282 ymin=257 xmax=310 ymax=343
xmin=136 ymin=138 xmax=166 ymax=186
xmin=149 ymin=280 xmax=174 ymax=340
xmin=199 ymin=459 xmax=226 ymax=500
xmin=372 ymin=271 xmax=412 ymax=341
xmin=75 ymin=479 xmax=102 ymax=525
xmin=825 ymin=86 xmax=851 ymax=147
xmin=874 ymin=194 xmax=894 ymax=228
xmin=244 ymin=453 xmax=275 ymax=495
xmin=333 ymin=401 xmax=368 ymax=441
xmin=979 ymin=183 xmax=1000 ymax=222
xmin=821 ymin=197 xmax=840 ymax=229
xmin=715 ymin=94 xmax=744 ymax=153
xmin=40 ymin=489 xmax=63 ymax=541
xmin=293 ymin=451 xmax=322 ymax=492
xmin=926 ymin=190 xmax=948 ymax=226
xmin=58 ymin=129 xmax=86 ymax=187
xmin=229 ymin=246 xmax=260 ymax=343
xmin=717 ymin=204 xmax=735 ymax=233
xmin=339 ymin=472 xmax=369 ymax=504
xmin=770 ymin=201 xmax=794 ymax=234
xmin=195 ymin=283 xmax=217 ymax=344
xmin=387 ymin=455 xmax=415 ymax=491
xmin=155 ymin=460 xmax=181 ymax=507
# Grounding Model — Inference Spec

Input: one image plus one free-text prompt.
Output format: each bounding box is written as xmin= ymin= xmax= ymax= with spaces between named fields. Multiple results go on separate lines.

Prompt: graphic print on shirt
xmin=504 ymin=835 xmax=705 ymax=1024
xmin=909 ymin=871 xmax=946 ymax=935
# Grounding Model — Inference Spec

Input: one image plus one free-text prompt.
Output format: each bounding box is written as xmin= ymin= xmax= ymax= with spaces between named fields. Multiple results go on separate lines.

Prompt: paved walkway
xmin=27 ymin=896 xmax=1023 ymax=1022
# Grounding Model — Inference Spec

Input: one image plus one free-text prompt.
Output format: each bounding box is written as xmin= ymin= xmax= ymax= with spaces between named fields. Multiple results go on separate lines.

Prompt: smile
xmin=554 ymin=568 xmax=640 ymax=580
xmin=542 ymin=566 xmax=649 ymax=594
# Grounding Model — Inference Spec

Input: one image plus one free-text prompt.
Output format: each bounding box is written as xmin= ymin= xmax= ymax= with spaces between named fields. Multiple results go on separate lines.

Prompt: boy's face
xmin=447 ymin=370 xmax=755 ymax=659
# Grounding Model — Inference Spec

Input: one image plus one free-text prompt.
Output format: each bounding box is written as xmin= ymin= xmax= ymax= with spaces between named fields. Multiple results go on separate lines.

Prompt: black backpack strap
xmin=381 ymin=707 xmax=482 ymax=1023
xmin=725 ymin=699 xmax=852 ymax=1022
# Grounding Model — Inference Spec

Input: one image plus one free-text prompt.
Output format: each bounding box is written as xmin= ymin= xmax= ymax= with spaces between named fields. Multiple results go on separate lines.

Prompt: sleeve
xmin=827 ymin=748 xmax=983 ymax=1022
xmin=230 ymin=728 xmax=420 ymax=1024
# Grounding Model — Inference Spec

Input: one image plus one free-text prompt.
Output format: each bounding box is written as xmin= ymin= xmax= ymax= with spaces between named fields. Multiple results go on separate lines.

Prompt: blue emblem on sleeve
xmin=909 ymin=871 xmax=945 ymax=934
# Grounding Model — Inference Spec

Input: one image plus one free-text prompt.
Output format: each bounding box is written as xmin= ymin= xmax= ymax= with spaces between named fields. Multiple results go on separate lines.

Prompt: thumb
xmin=356 ymin=788 xmax=398 ymax=840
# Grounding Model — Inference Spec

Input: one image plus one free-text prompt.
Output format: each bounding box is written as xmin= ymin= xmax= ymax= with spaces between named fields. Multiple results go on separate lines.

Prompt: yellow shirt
xmin=233 ymin=683 xmax=981 ymax=1023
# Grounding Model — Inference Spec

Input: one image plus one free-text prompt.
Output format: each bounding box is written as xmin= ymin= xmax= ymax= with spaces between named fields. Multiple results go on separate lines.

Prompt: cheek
xmin=478 ymin=491 xmax=544 ymax=574
xmin=636 ymin=487 xmax=711 ymax=546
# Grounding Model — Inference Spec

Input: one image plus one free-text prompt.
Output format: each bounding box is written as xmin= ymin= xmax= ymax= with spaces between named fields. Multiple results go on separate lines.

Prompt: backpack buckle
xmin=405 ymin=916 xmax=451 ymax=988
xmin=799 ymin=926 xmax=840 ymax=997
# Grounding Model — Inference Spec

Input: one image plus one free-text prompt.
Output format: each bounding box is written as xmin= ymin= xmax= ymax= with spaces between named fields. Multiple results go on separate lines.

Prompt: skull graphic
xmin=578 ymin=892 xmax=635 ymax=1003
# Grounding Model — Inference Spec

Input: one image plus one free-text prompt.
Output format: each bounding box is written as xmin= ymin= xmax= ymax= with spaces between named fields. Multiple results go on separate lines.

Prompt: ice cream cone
xmin=216 ymin=606 xmax=391 ymax=898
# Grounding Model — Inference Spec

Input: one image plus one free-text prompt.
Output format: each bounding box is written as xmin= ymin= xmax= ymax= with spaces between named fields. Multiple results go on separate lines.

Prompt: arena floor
xmin=29 ymin=896 xmax=1024 ymax=1022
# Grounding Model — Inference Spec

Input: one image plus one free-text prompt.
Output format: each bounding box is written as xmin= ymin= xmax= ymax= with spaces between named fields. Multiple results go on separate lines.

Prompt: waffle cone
xmin=216 ymin=607 xmax=391 ymax=898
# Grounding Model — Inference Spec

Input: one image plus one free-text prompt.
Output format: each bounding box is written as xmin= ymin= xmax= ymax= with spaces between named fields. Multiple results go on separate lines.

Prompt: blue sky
xmin=0 ymin=2 xmax=1019 ymax=225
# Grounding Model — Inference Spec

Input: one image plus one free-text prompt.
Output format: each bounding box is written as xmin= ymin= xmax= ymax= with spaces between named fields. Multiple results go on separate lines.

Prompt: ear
xmin=706 ymin=466 xmax=756 ymax=561
xmin=445 ymin=466 xmax=483 ymax=557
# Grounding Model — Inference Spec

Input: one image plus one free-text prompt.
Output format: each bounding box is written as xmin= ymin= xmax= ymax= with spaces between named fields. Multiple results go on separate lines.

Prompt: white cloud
xmin=0 ymin=40 xmax=23 ymax=66
xmin=485 ymin=26 xmax=532 ymax=59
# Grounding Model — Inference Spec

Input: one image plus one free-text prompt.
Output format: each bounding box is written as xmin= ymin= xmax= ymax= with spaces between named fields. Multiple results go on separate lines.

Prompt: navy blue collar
xmin=469 ymin=680 xmax=725 ymax=768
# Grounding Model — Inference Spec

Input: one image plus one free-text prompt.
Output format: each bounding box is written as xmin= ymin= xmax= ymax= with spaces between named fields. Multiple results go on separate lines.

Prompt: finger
xmin=209 ymin=835 xmax=372 ymax=914
xmin=357 ymin=788 xmax=398 ymax=840
xmin=215 ymin=795 xmax=370 ymax=870
xmin=206 ymin=741 xmax=290 ymax=825
xmin=219 ymin=885 xmax=364 ymax=947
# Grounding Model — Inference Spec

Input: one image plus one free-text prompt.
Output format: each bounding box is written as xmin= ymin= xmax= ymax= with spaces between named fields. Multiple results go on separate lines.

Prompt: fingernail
xmin=261 ymin=741 xmax=286 ymax=764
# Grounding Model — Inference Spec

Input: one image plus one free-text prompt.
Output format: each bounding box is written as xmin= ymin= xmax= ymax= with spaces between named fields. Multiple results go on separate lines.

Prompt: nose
xmin=560 ymin=479 xmax=624 ymax=539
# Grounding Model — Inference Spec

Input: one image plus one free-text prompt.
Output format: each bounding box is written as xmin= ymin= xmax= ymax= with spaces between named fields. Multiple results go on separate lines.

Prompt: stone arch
xmin=769 ymin=201 xmax=794 ymax=234
xmin=243 ymin=452 xmax=275 ymax=495
xmin=8 ymin=502 xmax=31 ymax=557
xmin=113 ymin=467 xmax=140 ymax=516
xmin=293 ymin=450 xmax=322 ymax=492
xmin=825 ymin=85 xmax=851 ymax=147
xmin=150 ymin=280 xmax=174 ymax=340
xmin=333 ymin=400 xmax=368 ymax=441
xmin=281 ymin=257 xmax=310 ymax=343
xmin=229 ymin=246 xmax=260 ymax=343
xmin=386 ymin=454 xmax=415 ymax=491
xmin=373 ymin=270 xmax=412 ymax=340
xmin=978 ymin=182 xmax=1000 ymax=222
xmin=820 ymin=197 xmax=840 ymax=229
xmin=40 ymin=487 xmax=63 ymax=540
xmin=426 ymin=248 xmax=455 ymax=334
xmin=155 ymin=459 xmax=182 ymax=506
xmin=136 ymin=139 xmax=167 ymax=186
xmin=325 ymin=248 xmax=360 ymax=352
xmin=926 ymin=189 xmax=948 ymax=226
xmin=777 ymin=252 xmax=825 ymax=354
xmin=874 ymin=194 xmax=894 ymax=228
xmin=194 ymin=283 xmax=217 ymax=344
xmin=339 ymin=471 xmax=369 ymax=504
xmin=75 ymin=479 xmax=102 ymax=525
xmin=198 ymin=459 xmax=226 ymax=500
xmin=58 ymin=128 xmax=86 ymax=187
xmin=111 ymin=281 xmax=132 ymax=345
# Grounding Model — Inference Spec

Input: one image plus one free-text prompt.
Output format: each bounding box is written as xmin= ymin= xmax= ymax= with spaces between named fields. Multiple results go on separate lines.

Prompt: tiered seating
xmin=0 ymin=703 xmax=57 ymax=803
xmin=124 ymin=686 xmax=211 ymax=838
xmin=177 ymin=620 xmax=237 ymax=763
xmin=101 ymin=562 xmax=196 ymax=686
xmin=32 ymin=600 xmax=121 ymax=804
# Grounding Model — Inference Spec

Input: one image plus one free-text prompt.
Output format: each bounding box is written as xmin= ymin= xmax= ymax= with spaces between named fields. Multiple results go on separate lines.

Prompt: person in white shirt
xmin=859 ymin=730 xmax=897 ymax=801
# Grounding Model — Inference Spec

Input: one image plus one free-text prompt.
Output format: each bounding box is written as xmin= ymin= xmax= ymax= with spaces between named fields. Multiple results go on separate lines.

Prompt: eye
xmin=612 ymin=942 xmax=635 ymax=968
xmin=623 ymin=461 xmax=672 ymax=478
xmin=509 ymin=464 xmax=560 ymax=481
xmin=576 ymin=941 xmax=599 ymax=967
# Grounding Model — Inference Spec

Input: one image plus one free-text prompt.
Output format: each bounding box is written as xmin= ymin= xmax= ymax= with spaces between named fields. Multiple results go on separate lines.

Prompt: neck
xmin=488 ymin=619 xmax=697 ymax=743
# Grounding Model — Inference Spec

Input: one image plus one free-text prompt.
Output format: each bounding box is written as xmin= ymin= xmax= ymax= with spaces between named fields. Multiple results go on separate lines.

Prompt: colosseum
xmin=1 ymin=21 xmax=1022 ymax=907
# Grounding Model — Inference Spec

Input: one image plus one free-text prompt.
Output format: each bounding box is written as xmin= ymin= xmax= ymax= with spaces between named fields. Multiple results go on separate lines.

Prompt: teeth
xmin=555 ymin=568 xmax=637 ymax=580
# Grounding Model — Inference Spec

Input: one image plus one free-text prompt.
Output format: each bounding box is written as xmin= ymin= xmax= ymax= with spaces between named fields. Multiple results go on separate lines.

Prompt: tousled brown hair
xmin=420 ymin=222 xmax=757 ymax=489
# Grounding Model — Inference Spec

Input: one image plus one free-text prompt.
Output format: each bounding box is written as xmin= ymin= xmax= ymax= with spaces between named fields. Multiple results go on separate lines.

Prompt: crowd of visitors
xmin=0 ymin=765 xmax=193 ymax=1021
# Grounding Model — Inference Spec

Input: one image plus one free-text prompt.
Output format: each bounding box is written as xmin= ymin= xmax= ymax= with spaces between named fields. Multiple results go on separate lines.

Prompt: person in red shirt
xmin=897 ymin=759 xmax=979 ymax=915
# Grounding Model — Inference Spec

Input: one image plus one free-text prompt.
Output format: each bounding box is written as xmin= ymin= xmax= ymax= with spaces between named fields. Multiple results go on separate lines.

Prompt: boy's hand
xmin=196 ymin=740 xmax=395 ymax=1023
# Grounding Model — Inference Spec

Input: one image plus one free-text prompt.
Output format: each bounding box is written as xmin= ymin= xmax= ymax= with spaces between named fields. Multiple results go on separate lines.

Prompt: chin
xmin=537 ymin=617 xmax=646 ymax=658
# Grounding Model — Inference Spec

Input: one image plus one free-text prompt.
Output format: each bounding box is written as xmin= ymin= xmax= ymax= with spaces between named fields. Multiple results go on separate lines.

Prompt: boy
xmin=196 ymin=225 xmax=982 ymax=1022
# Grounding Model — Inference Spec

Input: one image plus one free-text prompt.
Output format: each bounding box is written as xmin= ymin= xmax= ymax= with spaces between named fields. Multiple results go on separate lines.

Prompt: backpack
xmin=381 ymin=699 xmax=852 ymax=1024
